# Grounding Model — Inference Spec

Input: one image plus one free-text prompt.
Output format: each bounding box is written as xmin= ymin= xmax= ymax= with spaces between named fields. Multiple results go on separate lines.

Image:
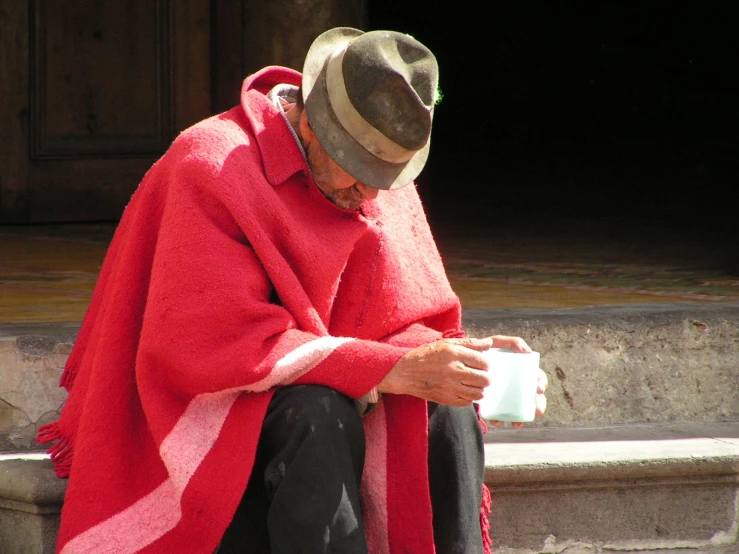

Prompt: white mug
xmin=476 ymin=348 xmax=540 ymax=422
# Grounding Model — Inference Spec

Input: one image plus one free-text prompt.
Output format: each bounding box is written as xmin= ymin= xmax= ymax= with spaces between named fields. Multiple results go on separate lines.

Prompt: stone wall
xmin=1 ymin=303 xmax=738 ymax=451
xmin=464 ymin=302 xmax=739 ymax=427
xmin=0 ymin=325 xmax=77 ymax=451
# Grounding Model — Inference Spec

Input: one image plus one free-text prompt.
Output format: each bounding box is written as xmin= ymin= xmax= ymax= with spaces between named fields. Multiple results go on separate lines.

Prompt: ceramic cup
xmin=475 ymin=348 xmax=540 ymax=422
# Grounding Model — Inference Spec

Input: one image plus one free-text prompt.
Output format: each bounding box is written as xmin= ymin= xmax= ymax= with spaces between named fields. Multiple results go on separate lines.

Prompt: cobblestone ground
xmin=435 ymin=217 xmax=738 ymax=309
xmin=1 ymin=220 xmax=737 ymax=324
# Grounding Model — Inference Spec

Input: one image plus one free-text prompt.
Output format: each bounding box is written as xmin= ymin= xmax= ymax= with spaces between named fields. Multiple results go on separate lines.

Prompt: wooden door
xmin=0 ymin=0 xmax=210 ymax=223
xmin=0 ymin=0 xmax=367 ymax=223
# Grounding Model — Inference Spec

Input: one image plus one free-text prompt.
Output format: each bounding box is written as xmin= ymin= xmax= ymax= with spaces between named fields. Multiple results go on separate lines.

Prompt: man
xmin=39 ymin=27 xmax=547 ymax=553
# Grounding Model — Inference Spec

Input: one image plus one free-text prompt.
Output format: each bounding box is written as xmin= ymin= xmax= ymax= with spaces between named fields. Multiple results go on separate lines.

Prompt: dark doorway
xmin=368 ymin=2 xmax=739 ymax=248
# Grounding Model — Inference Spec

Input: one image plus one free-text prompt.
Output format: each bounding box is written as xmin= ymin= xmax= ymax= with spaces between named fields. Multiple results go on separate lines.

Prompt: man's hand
xmin=378 ymin=335 xmax=549 ymax=424
xmin=377 ymin=337 xmax=494 ymax=406
xmin=486 ymin=335 xmax=548 ymax=428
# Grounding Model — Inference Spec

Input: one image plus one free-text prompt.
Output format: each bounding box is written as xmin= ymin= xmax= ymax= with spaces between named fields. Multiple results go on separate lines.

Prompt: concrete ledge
xmin=2 ymin=302 xmax=738 ymax=447
xmin=1 ymin=424 xmax=737 ymax=553
xmin=0 ymin=457 xmax=67 ymax=511
xmin=485 ymin=422 xmax=739 ymax=553
xmin=465 ymin=302 xmax=739 ymax=427
xmin=1 ymin=304 xmax=738 ymax=551
xmin=0 ymin=457 xmax=66 ymax=554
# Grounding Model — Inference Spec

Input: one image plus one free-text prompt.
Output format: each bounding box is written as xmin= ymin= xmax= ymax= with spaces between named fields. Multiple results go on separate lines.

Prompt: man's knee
xmin=428 ymin=402 xmax=484 ymax=471
xmin=265 ymin=385 xmax=365 ymax=450
xmin=272 ymin=384 xmax=361 ymax=420
xmin=429 ymin=402 xmax=482 ymax=437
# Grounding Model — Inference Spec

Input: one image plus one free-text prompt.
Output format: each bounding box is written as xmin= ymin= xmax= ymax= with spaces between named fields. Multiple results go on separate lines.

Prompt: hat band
xmin=326 ymin=46 xmax=418 ymax=164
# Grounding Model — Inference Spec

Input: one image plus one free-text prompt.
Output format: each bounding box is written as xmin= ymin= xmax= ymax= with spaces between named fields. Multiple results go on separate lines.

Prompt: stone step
xmin=0 ymin=453 xmax=65 ymax=554
xmin=2 ymin=303 xmax=738 ymax=450
xmin=464 ymin=302 xmax=739 ymax=427
xmin=484 ymin=422 xmax=739 ymax=553
xmin=1 ymin=302 xmax=737 ymax=551
xmin=1 ymin=423 xmax=737 ymax=553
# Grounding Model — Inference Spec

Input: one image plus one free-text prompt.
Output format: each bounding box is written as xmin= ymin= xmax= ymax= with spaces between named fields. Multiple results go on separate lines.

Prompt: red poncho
xmin=39 ymin=66 xmax=491 ymax=553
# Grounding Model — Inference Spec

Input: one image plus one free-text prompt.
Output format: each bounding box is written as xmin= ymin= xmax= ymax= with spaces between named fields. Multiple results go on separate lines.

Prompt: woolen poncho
xmin=38 ymin=66 xmax=491 ymax=553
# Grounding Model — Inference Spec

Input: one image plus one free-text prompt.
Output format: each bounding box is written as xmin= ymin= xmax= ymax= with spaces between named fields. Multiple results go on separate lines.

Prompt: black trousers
xmin=219 ymin=385 xmax=484 ymax=554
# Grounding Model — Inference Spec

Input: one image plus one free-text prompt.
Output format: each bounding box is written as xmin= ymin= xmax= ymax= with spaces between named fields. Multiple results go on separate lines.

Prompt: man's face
xmin=299 ymin=112 xmax=380 ymax=211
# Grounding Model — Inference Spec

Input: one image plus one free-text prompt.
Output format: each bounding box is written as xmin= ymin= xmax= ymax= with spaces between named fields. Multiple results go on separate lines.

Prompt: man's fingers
xmin=458 ymin=367 xmax=491 ymax=389
xmin=538 ymin=369 xmax=549 ymax=394
xmin=458 ymin=383 xmax=485 ymax=402
xmin=453 ymin=346 xmax=491 ymax=371
xmin=446 ymin=336 xmax=493 ymax=352
xmin=536 ymin=393 xmax=547 ymax=416
xmin=491 ymin=335 xmax=532 ymax=353
xmin=486 ymin=419 xmax=526 ymax=428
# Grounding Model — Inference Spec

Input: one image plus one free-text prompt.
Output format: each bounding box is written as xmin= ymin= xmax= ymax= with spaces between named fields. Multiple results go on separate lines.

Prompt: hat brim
xmin=302 ymin=27 xmax=431 ymax=191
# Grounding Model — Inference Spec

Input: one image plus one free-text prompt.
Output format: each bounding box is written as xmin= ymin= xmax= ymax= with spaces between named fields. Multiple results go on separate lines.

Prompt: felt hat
xmin=302 ymin=27 xmax=439 ymax=190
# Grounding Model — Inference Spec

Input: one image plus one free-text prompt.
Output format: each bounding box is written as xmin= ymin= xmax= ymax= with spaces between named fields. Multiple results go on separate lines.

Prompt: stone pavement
xmin=434 ymin=216 xmax=739 ymax=309
xmin=0 ymin=225 xmax=112 ymax=324
xmin=1 ymin=218 xmax=738 ymax=324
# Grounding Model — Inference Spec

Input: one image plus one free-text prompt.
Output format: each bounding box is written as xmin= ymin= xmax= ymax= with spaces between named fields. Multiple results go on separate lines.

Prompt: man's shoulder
xmin=174 ymin=108 xmax=252 ymax=158
xmin=154 ymin=107 xmax=270 ymax=186
xmin=135 ymin=106 xmax=267 ymax=202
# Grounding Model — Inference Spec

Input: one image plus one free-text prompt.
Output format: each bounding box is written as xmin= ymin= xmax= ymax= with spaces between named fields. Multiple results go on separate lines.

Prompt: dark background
xmin=368 ymin=1 xmax=738 ymax=241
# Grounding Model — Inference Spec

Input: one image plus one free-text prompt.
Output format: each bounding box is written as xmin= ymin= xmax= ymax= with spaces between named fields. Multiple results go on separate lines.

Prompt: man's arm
xmin=377 ymin=335 xmax=541 ymax=407
xmin=378 ymin=322 xmax=447 ymax=348
xmin=133 ymin=155 xmax=413 ymax=403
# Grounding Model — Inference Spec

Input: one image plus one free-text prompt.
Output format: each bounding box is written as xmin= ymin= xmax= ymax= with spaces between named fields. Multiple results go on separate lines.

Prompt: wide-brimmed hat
xmin=302 ymin=28 xmax=439 ymax=190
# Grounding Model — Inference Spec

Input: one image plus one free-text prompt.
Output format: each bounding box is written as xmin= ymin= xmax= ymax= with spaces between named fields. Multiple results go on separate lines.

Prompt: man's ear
xmin=298 ymin=110 xmax=315 ymax=144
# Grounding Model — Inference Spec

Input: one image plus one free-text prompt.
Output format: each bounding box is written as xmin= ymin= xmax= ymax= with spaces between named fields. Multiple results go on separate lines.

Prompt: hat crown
xmin=341 ymin=31 xmax=437 ymax=151
xmin=301 ymin=27 xmax=437 ymax=189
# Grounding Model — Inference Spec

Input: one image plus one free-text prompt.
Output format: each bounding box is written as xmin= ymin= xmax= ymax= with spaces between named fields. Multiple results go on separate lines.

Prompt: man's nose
xmin=356 ymin=182 xmax=379 ymax=200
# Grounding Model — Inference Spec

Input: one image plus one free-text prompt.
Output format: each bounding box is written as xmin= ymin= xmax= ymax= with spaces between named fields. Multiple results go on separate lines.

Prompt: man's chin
xmin=335 ymin=200 xmax=364 ymax=210
xmin=328 ymin=192 xmax=365 ymax=211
